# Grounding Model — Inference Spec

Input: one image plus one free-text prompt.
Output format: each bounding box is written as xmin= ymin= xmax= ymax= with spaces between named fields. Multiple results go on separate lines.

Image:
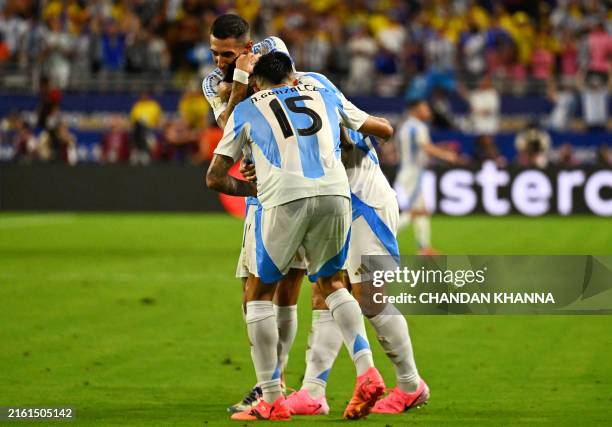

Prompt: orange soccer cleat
xmin=230 ymin=395 xmax=291 ymax=421
xmin=342 ymin=367 xmax=386 ymax=420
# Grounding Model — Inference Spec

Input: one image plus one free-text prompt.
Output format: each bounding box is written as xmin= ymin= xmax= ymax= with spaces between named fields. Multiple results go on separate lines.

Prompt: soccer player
xmin=278 ymin=70 xmax=429 ymax=415
xmin=206 ymin=52 xmax=394 ymax=421
xmin=395 ymin=98 xmax=462 ymax=254
xmin=201 ymin=14 xmax=303 ymax=413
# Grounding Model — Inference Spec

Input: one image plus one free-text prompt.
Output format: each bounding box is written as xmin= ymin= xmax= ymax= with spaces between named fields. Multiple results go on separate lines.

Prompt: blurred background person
xmin=129 ymin=92 xmax=162 ymax=165
xmin=345 ymin=25 xmax=377 ymax=95
xmin=578 ymin=21 xmax=611 ymax=132
xmin=555 ymin=143 xmax=580 ymax=168
xmin=464 ymin=74 xmax=500 ymax=136
xmin=514 ymin=120 xmax=552 ymax=168
xmin=100 ymin=115 xmax=131 ymax=164
xmin=473 ymin=134 xmax=506 ymax=167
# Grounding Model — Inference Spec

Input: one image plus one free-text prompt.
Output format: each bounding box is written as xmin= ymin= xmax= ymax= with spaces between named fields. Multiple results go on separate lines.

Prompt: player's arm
xmin=205 ymin=110 xmax=257 ymax=196
xmin=215 ymin=52 xmax=260 ymax=129
xmin=357 ymin=116 xmax=393 ymax=141
xmin=206 ymin=154 xmax=257 ymax=197
xmin=423 ymin=142 xmax=461 ymax=164
xmin=330 ymin=83 xmax=393 ymax=140
xmin=339 ymin=106 xmax=393 ymax=141
xmin=418 ymin=127 xmax=462 ymax=164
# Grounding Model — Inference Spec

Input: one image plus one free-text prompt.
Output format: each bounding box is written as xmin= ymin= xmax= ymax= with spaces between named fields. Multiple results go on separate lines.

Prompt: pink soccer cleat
xmin=343 ymin=367 xmax=386 ymax=420
xmin=230 ymin=395 xmax=291 ymax=421
xmin=371 ymin=379 xmax=430 ymax=414
xmin=284 ymin=389 xmax=329 ymax=415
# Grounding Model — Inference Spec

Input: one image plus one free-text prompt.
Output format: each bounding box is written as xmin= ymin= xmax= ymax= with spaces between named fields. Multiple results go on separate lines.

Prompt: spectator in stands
xmin=302 ymin=23 xmax=331 ymax=74
xmin=465 ymin=75 xmax=500 ymax=136
xmin=459 ymin=18 xmax=487 ymax=87
xmin=345 ymin=25 xmax=377 ymax=95
xmin=0 ymin=112 xmax=35 ymax=162
xmin=474 ymin=134 xmax=506 ymax=167
xmin=42 ymin=17 xmax=73 ymax=89
xmin=36 ymin=76 xmax=62 ymax=130
xmin=101 ymin=18 xmax=126 ymax=72
xmin=100 ymin=115 xmax=130 ymax=163
xmin=531 ymin=31 xmax=555 ymax=88
xmin=559 ymin=27 xmax=579 ymax=85
xmin=547 ymin=81 xmax=577 ymax=131
xmin=556 ymin=143 xmax=580 ymax=168
xmin=514 ymin=120 xmax=551 ymax=168
xmin=161 ymin=118 xmax=199 ymax=163
xmin=38 ymin=121 xmax=77 ymax=165
xmin=0 ymin=32 xmax=9 ymax=63
xmin=596 ymin=144 xmax=611 ymax=167
xmin=423 ymin=24 xmax=456 ymax=94
xmin=0 ymin=2 xmax=30 ymax=64
xmin=374 ymin=13 xmax=405 ymax=96
xmin=125 ymin=26 xmax=169 ymax=77
xmin=129 ymin=92 xmax=162 ymax=165
xmin=178 ymin=80 xmax=209 ymax=131
xmin=579 ymin=22 xmax=611 ymax=132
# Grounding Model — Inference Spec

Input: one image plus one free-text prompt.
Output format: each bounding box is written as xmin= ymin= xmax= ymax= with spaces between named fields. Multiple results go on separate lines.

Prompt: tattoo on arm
xmin=217 ymin=82 xmax=249 ymax=129
xmin=206 ymin=154 xmax=257 ymax=197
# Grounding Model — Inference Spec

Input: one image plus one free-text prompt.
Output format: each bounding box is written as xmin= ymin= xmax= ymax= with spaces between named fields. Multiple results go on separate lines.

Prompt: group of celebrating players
xmin=204 ymin=13 xmax=460 ymax=422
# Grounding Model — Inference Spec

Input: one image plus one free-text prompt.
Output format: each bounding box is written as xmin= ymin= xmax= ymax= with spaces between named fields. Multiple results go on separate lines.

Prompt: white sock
xmin=302 ymin=310 xmax=343 ymax=399
xmin=325 ymin=288 xmax=374 ymax=376
xmin=274 ymin=304 xmax=297 ymax=374
xmin=246 ymin=301 xmax=282 ymax=403
xmin=414 ymin=215 xmax=431 ymax=249
xmin=369 ymin=305 xmax=420 ymax=392
xmin=398 ymin=211 xmax=412 ymax=232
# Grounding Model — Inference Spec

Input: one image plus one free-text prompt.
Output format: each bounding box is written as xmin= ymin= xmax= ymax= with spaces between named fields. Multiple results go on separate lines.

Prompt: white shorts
xmin=345 ymin=194 xmax=400 ymax=284
xmin=251 ymin=196 xmax=351 ymax=284
xmin=394 ymin=169 xmax=426 ymax=212
xmin=236 ymin=202 xmax=306 ymax=279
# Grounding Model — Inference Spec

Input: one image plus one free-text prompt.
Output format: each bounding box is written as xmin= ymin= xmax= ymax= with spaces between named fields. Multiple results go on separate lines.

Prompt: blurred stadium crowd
xmin=0 ymin=0 xmax=611 ymax=167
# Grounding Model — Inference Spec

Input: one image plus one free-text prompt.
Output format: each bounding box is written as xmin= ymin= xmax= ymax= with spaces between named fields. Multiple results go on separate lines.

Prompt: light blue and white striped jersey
xmin=296 ymin=72 xmax=395 ymax=208
xmin=343 ymin=129 xmax=396 ymax=208
xmin=214 ymin=83 xmax=369 ymax=208
xmin=202 ymin=36 xmax=292 ymax=120
xmin=396 ymin=115 xmax=430 ymax=176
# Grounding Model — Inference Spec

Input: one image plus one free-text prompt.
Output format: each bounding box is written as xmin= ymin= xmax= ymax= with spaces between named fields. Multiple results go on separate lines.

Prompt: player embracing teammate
xmin=204 ymin=13 xmax=429 ymax=421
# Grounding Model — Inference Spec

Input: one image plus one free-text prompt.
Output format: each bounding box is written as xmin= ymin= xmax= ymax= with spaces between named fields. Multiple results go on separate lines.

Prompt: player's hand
xmin=235 ymin=52 xmax=261 ymax=74
xmin=240 ymin=159 xmax=257 ymax=182
xmin=218 ymin=82 xmax=232 ymax=102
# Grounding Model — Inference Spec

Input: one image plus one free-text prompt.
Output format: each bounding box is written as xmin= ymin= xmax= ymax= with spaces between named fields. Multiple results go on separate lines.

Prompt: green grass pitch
xmin=1 ymin=213 xmax=611 ymax=426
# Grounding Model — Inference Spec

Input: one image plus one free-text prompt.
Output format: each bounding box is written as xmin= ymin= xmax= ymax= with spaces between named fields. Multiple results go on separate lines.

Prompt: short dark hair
xmin=211 ymin=14 xmax=249 ymax=40
xmin=252 ymin=52 xmax=293 ymax=85
xmin=407 ymin=97 xmax=426 ymax=109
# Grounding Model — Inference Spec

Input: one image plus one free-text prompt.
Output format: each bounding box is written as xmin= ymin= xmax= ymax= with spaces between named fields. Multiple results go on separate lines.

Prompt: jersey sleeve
xmin=337 ymin=98 xmax=369 ymax=130
xmin=416 ymin=124 xmax=431 ymax=147
xmin=253 ymin=36 xmax=291 ymax=57
xmin=305 ymin=72 xmax=369 ymax=131
xmin=253 ymin=36 xmax=295 ymax=70
xmin=202 ymin=70 xmax=227 ymax=121
xmin=213 ymin=107 xmax=249 ymax=161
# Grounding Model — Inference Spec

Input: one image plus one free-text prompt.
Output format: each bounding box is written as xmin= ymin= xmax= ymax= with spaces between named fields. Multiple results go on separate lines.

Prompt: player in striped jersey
xmin=207 ymin=52 xmax=394 ymax=421
xmin=201 ymin=14 xmax=304 ymax=414
xmin=395 ymin=98 xmax=462 ymax=255
xmin=281 ymin=70 xmax=430 ymax=415
xmin=202 ymin=14 xmax=293 ymax=129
